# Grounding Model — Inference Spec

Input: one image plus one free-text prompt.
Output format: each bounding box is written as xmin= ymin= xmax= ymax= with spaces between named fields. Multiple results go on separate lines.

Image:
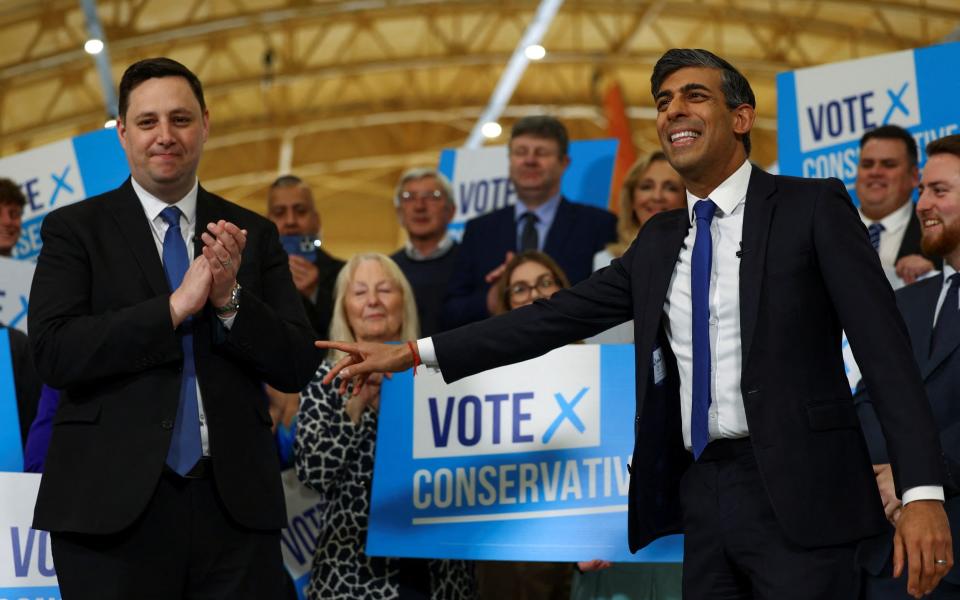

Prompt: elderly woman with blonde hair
xmin=294 ymin=253 xmax=476 ymax=599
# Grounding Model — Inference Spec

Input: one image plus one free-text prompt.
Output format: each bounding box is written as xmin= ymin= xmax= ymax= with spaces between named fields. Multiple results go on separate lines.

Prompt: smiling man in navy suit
xmin=442 ymin=115 xmax=616 ymax=328
xmin=319 ymin=49 xmax=952 ymax=600
xmin=858 ymin=134 xmax=960 ymax=599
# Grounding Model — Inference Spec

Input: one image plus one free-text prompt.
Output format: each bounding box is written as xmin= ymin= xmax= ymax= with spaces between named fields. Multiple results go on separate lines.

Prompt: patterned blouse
xmin=294 ymin=360 xmax=477 ymax=600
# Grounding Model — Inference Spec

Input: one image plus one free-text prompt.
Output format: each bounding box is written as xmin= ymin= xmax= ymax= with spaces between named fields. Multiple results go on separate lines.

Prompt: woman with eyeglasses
xmin=494 ymin=250 xmax=571 ymax=315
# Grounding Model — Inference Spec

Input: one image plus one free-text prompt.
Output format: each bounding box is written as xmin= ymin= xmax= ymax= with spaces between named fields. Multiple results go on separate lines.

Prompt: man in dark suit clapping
xmin=29 ymin=57 xmax=319 ymax=599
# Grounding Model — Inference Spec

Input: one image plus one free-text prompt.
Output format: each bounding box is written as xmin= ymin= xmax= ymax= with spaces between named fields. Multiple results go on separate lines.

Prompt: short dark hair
xmin=860 ymin=125 xmax=918 ymax=167
xmin=509 ymin=115 xmax=569 ymax=158
xmin=118 ymin=57 xmax=205 ymax=120
xmin=926 ymin=134 xmax=960 ymax=162
xmin=0 ymin=178 xmax=26 ymax=208
xmin=651 ymin=48 xmax=756 ymax=156
xmin=270 ymin=175 xmax=305 ymax=190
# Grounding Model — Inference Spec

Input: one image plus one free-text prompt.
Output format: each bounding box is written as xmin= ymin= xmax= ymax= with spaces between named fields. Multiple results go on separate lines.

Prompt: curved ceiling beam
xmin=2 ymin=0 xmax=950 ymax=81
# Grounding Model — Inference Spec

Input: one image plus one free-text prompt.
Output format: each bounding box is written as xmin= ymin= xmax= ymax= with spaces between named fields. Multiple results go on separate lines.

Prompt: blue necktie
xmin=930 ymin=273 xmax=960 ymax=358
xmin=159 ymin=206 xmax=202 ymax=475
xmin=691 ymin=199 xmax=717 ymax=459
xmin=867 ymin=223 xmax=885 ymax=252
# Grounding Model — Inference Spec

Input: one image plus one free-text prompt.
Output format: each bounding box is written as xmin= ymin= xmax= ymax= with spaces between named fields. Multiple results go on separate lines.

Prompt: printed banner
xmin=279 ymin=469 xmax=326 ymax=600
xmin=777 ymin=42 xmax=960 ymax=200
xmin=438 ymin=139 xmax=618 ymax=238
xmin=0 ymin=473 xmax=59 ymax=600
xmin=367 ymin=344 xmax=682 ymax=563
xmin=0 ymin=258 xmax=35 ymax=335
xmin=0 ymin=128 xmax=128 ymax=261
xmin=0 ymin=330 xmax=23 ymax=472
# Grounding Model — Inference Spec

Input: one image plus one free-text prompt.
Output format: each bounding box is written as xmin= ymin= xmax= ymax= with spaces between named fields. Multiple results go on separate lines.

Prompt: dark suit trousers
xmin=50 ymin=468 xmax=287 ymax=600
xmin=681 ymin=439 xmax=859 ymax=600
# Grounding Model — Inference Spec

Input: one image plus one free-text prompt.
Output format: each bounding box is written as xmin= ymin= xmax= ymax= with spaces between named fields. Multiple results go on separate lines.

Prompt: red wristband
xmin=406 ymin=340 xmax=421 ymax=375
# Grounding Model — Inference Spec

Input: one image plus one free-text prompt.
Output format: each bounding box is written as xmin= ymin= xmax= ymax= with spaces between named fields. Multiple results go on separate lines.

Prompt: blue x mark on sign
xmin=7 ymin=295 xmax=28 ymax=329
xmin=542 ymin=387 xmax=589 ymax=444
xmin=50 ymin=166 xmax=74 ymax=206
xmin=882 ymin=82 xmax=911 ymax=124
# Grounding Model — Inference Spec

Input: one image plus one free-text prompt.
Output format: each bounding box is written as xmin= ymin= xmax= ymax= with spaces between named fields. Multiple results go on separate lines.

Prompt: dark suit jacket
xmin=432 ymin=167 xmax=945 ymax=552
xmin=857 ymin=273 xmax=960 ymax=585
xmin=897 ymin=209 xmax=943 ymax=269
xmin=442 ymin=197 xmax=617 ymax=328
xmin=28 ymin=179 xmax=320 ymax=535
xmin=300 ymin=248 xmax=344 ymax=338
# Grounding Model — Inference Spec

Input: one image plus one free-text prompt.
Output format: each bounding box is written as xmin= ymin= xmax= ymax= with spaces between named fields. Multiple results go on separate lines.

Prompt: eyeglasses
xmin=399 ymin=190 xmax=445 ymax=203
xmin=508 ymin=274 xmax=559 ymax=301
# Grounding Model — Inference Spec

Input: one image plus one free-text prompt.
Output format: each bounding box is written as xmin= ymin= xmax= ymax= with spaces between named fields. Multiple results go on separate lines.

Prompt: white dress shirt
xmin=664 ymin=159 xmax=752 ymax=449
xmin=418 ymin=159 xmax=942 ymax=503
xmin=131 ymin=177 xmax=232 ymax=456
xmin=859 ymin=201 xmax=913 ymax=268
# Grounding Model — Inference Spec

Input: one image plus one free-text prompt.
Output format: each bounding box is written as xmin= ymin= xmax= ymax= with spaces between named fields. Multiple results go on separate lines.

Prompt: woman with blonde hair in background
xmin=295 ymin=253 xmax=476 ymax=599
xmin=588 ymin=152 xmax=686 ymax=345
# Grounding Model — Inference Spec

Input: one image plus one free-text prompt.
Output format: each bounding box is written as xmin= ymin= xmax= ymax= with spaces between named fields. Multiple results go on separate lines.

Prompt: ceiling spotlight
xmin=524 ymin=44 xmax=546 ymax=61
xmin=481 ymin=122 xmax=502 ymax=139
xmin=84 ymin=38 xmax=104 ymax=55
xmin=103 ymin=118 xmax=117 ymax=129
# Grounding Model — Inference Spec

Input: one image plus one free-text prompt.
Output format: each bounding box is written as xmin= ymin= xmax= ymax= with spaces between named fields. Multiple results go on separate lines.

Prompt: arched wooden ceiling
xmin=1 ymin=0 xmax=958 ymax=257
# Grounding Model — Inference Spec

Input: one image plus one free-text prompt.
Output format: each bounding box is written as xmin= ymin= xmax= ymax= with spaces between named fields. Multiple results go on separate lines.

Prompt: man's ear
xmin=732 ymin=104 xmax=756 ymax=138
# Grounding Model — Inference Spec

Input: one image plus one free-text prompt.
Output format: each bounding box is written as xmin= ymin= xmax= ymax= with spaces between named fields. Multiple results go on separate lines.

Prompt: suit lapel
xmin=640 ymin=211 xmax=690 ymax=336
xmin=924 ymin=276 xmax=960 ymax=379
xmin=900 ymin=276 xmax=941 ymax=375
xmin=105 ymin=178 xmax=169 ymax=295
xmin=543 ymin=198 xmax=574 ymax=256
xmin=194 ymin=187 xmax=213 ymax=260
xmin=739 ymin=167 xmax=777 ymax=366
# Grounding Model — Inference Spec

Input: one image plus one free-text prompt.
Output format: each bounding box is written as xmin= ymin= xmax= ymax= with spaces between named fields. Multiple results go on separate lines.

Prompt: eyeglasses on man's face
xmin=399 ymin=189 xmax=445 ymax=203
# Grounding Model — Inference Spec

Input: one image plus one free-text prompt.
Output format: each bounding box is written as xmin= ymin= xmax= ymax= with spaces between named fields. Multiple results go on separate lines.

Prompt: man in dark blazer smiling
xmin=319 ymin=49 xmax=952 ymax=599
xmin=28 ymin=58 xmax=318 ymax=599
xmin=857 ymin=134 xmax=960 ymax=598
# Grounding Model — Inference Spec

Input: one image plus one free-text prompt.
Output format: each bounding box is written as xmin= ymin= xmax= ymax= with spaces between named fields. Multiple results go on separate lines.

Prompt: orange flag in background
xmin=602 ymin=79 xmax=637 ymax=212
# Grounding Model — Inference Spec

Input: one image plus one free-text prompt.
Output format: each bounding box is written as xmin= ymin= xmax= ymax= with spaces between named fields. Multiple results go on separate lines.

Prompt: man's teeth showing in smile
xmin=671 ymin=131 xmax=700 ymax=144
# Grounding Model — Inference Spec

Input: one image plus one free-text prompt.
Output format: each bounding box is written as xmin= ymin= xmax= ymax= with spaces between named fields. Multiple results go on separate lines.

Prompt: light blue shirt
xmin=513 ymin=193 xmax=561 ymax=252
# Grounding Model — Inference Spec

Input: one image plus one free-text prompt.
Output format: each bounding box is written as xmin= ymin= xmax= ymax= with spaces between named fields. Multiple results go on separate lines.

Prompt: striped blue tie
xmin=159 ymin=206 xmax=202 ymax=476
xmin=867 ymin=223 xmax=885 ymax=252
xmin=691 ymin=199 xmax=717 ymax=459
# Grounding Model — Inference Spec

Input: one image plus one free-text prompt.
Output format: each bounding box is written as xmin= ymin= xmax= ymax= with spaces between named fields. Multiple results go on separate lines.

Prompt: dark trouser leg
xmin=680 ymin=439 xmax=859 ymax=600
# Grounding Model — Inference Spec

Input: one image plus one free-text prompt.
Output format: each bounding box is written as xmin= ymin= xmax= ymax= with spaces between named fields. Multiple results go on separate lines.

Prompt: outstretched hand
xmin=315 ymin=340 xmax=415 ymax=396
xmin=893 ymin=499 xmax=953 ymax=598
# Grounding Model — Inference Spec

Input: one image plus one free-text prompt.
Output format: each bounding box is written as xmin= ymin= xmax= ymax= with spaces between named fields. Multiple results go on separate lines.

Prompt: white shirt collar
xmin=130 ymin=177 xmax=199 ymax=227
xmin=404 ymin=234 xmax=455 ymax=261
xmin=858 ymin=200 xmax=913 ymax=232
xmin=685 ymin=159 xmax=752 ymax=222
xmin=944 ymin=262 xmax=957 ymax=283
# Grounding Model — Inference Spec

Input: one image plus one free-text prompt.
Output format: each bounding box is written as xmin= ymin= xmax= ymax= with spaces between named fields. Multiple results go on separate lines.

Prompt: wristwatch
xmin=215 ymin=283 xmax=241 ymax=316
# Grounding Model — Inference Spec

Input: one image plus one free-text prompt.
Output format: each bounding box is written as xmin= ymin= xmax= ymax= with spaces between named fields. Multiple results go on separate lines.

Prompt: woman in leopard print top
xmin=294 ymin=253 xmax=476 ymax=600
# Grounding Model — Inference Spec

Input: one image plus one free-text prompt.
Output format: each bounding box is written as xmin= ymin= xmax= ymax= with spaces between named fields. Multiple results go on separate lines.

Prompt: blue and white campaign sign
xmin=279 ymin=469 xmax=326 ymax=600
xmin=0 ymin=473 xmax=59 ymax=600
xmin=0 ymin=128 xmax=128 ymax=261
xmin=777 ymin=42 xmax=960 ymax=198
xmin=438 ymin=139 xmax=618 ymax=238
xmin=0 ymin=329 xmax=24 ymax=473
xmin=0 ymin=258 xmax=33 ymax=335
xmin=367 ymin=345 xmax=682 ymax=563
